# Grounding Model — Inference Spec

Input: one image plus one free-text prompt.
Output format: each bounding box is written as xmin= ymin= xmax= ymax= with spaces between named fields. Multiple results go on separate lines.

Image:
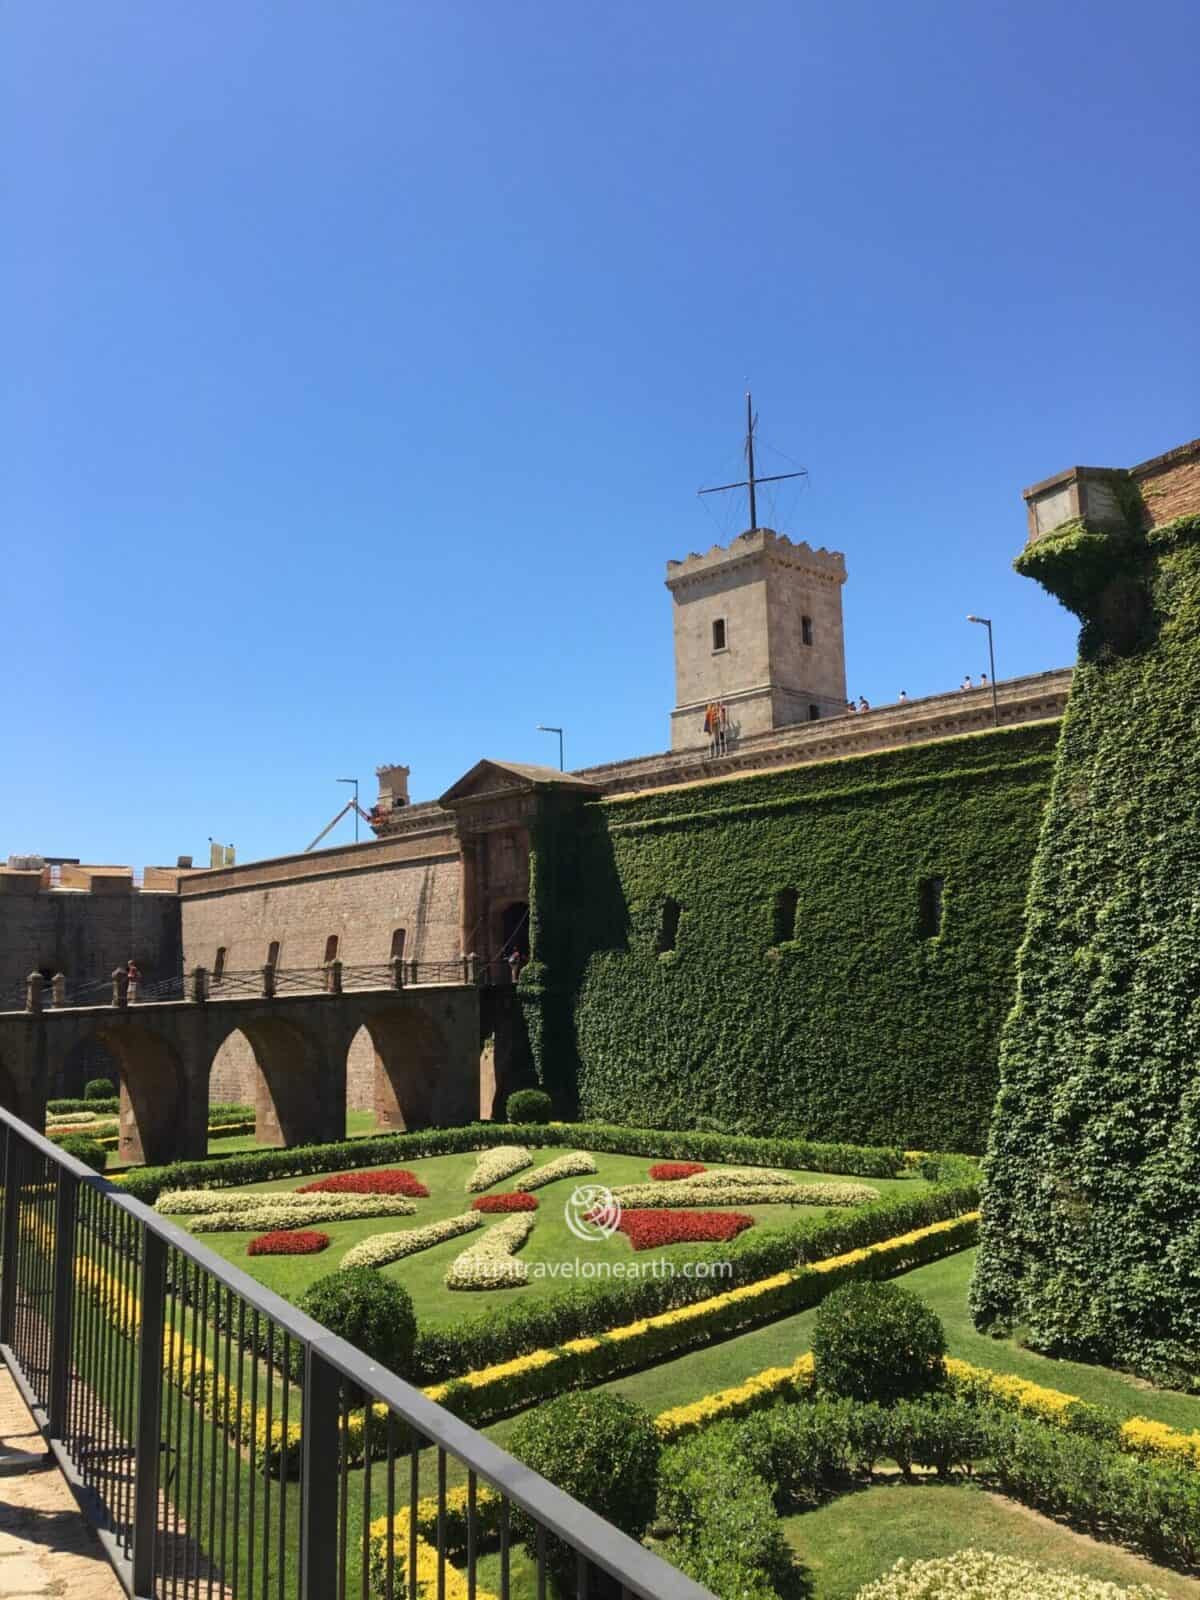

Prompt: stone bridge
xmin=0 ymin=977 xmax=481 ymax=1164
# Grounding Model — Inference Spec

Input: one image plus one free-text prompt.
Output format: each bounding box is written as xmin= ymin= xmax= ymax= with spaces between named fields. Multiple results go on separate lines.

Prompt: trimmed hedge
xmin=57 ymin=1134 xmax=108 ymax=1174
xmin=813 ymin=1280 xmax=946 ymax=1406
xmin=505 ymin=1087 xmax=552 ymax=1123
xmin=523 ymin=723 xmax=1059 ymax=1152
xmin=119 ymin=1120 xmax=909 ymax=1206
xmin=85 ymin=1077 xmax=114 ymax=1100
xmin=974 ymin=513 xmax=1200 ymax=1382
xmin=48 ymin=1096 xmax=119 ymax=1116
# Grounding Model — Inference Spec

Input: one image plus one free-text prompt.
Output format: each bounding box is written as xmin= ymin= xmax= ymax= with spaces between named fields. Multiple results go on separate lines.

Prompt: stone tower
xmin=665 ymin=528 xmax=848 ymax=751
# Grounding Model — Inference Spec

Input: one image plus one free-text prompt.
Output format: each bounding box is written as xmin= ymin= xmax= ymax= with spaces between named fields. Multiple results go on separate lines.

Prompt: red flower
xmin=297 ymin=1170 xmax=429 ymax=1198
xmin=247 ymin=1230 xmax=331 ymax=1256
xmin=471 ymin=1192 xmax=539 ymax=1213
xmin=648 ymin=1162 xmax=708 ymax=1182
xmin=614 ymin=1210 xmax=754 ymax=1251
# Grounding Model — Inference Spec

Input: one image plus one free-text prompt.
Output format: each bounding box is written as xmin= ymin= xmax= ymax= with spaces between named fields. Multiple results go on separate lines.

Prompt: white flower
xmin=341 ymin=1213 xmax=482 ymax=1270
xmin=852 ymin=1551 xmax=1168 ymax=1600
xmin=181 ymin=1194 xmax=419 ymax=1232
xmin=445 ymin=1214 xmax=536 ymax=1290
xmin=514 ymin=1152 xmax=597 ymax=1191
xmin=608 ymin=1180 xmax=879 ymax=1209
xmin=464 ymin=1146 xmax=534 ymax=1193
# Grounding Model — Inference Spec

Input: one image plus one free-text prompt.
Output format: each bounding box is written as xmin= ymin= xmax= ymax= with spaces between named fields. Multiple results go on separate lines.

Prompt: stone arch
xmin=214 ymin=1016 xmax=343 ymax=1149
xmin=346 ymin=1023 xmax=376 ymax=1121
xmin=85 ymin=1021 xmax=185 ymax=1167
xmin=363 ymin=1009 xmax=446 ymax=1132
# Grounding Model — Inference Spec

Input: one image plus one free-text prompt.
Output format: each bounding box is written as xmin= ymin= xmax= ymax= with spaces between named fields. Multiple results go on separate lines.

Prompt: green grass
xmin=172 ymin=1147 xmax=919 ymax=1328
xmin=202 ymin=1106 xmax=380 ymax=1156
xmin=783 ymin=1480 xmax=1200 ymax=1598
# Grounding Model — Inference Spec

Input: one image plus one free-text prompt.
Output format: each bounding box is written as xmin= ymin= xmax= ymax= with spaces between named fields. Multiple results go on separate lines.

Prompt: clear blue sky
xmin=4 ymin=1 xmax=1197 ymax=866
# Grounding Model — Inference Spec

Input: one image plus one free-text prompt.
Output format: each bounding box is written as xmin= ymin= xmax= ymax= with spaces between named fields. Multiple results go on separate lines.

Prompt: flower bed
xmin=513 ymin=1151 xmax=597 ymax=1190
xmin=169 ymin=1193 xmax=419 ymax=1232
xmin=648 ymin=1161 xmax=707 ymax=1181
xmin=445 ymin=1214 xmax=536 ymax=1290
xmin=608 ymin=1178 xmax=879 ymax=1209
xmin=471 ymin=1193 xmax=539 ymax=1213
xmin=855 ymin=1551 xmax=1165 ymax=1600
xmin=247 ymin=1230 xmax=330 ymax=1256
xmin=341 ymin=1213 xmax=482 ymax=1270
xmin=614 ymin=1209 xmax=755 ymax=1251
xmin=465 ymin=1146 xmax=533 ymax=1193
xmin=297 ymin=1169 xmax=429 ymax=1198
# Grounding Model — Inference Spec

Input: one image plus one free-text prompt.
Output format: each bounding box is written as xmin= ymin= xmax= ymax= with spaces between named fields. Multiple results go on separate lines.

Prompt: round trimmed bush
xmin=506 ymin=1088 xmax=553 ymax=1124
xmin=812 ymin=1280 xmax=946 ymax=1406
xmin=509 ymin=1393 xmax=660 ymax=1585
xmin=57 ymin=1134 xmax=108 ymax=1174
xmin=85 ymin=1077 xmax=115 ymax=1101
xmin=299 ymin=1268 xmax=417 ymax=1381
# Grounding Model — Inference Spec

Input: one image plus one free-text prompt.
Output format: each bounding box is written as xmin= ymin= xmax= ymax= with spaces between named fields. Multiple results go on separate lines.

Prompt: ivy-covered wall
xmin=522 ymin=721 xmax=1060 ymax=1153
xmin=972 ymin=512 xmax=1200 ymax=1384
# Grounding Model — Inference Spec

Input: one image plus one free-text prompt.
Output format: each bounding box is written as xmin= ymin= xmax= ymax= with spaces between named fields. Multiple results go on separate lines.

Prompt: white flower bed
xmin=608 ymin=1179 xmax=879 ymax=1209
xmin=853 ymin=1551 xmax=1166 ymax=1600
xmin=341 ymin=1213 xmax=482 ymax=1270
xmin=684 ymin=1166 xmax=799 ymax=1188
xmin=167 ymin=1194 xmax=419 ymax=1232
xmin=445 ymin=1214 xmax=536 ymax=1289
xmin=47 ymin=1111 xmax=102 ymax=1126
xmin=464 ymin=1146 xmax=534 ymax=1193
xmin=514 ymin=1151 xmax=597 ymax=1191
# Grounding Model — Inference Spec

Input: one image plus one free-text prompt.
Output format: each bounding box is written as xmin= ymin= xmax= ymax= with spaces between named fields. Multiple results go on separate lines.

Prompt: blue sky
xmin=4 ymin=0 xmax=1197 ymax=866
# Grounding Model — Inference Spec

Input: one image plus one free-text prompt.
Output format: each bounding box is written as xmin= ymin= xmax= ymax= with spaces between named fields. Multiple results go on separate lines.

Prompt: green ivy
xmin=523 ymin=723 xmax=1060 ymax=1151
xmin=972 ymin=515 xmax=1200 ymax=1383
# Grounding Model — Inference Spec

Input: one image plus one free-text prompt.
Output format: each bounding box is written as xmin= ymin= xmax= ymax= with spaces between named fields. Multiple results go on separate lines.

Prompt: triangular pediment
xmin=439 ymin=759 xmax=601 ymax=808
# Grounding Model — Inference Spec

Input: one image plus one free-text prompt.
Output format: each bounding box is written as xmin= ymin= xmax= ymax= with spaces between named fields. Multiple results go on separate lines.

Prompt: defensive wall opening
xmin=75 ymin=1020 xmax=186 ymax=1167
xmin=224 ymin=1017 xmax=345 ymax=1150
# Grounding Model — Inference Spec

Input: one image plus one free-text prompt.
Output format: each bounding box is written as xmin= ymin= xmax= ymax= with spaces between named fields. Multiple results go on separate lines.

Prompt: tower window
xmin=773 ymin=888 xmax=799 ymax=945
xmin=711 ymin=618 xmax=727 ymax=652
xmin=656 ymin=898 xmax=682 ymax=954
xmin=801 ymin=616 xmax=814 ymax=646
xmin=324 ymin=934 xmax=340 ymax=963
xmin=266 ymin=940 xmax=280 ymax=968
xmin=390 ymin=928 xmax=406 ymax=960
xmin=808 ymin=704 xmax=820 ymax=721
xmin=918 ymin=877 xmax=944 ymax=939
xmin=213 ymin=946 xmax=226 ymax=980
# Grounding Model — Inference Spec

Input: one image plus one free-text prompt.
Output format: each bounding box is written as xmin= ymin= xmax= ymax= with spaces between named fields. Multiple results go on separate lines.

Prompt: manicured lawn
xmin=783 ymin=1480 xmax=1200 ymax=1599
xmin=203 ymin=1106 xmax=379 ymax=1156
xmin=171 ymin=1146 xmax=919 ymax=1329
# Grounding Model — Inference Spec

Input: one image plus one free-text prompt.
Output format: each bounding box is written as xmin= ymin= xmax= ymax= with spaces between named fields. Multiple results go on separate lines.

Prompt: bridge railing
xmin=0 ymin=1105 xmax=714 ymax=1600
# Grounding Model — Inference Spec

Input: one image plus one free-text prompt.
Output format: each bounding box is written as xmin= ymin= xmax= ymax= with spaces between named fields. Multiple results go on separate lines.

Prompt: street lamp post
xmin=337 ymin=777 xmax=360 ymax=842
xmin=966 ymin=617 xmax=999 ymax=728
xmin=536 ymin=725 xmax=564 ymax=771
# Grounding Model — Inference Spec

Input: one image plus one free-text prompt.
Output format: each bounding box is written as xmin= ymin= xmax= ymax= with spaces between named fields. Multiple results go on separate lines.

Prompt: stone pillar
xmin=326 ymin=959 xmax=343 ymax=996
xmin=262 ymin=964 xmax=276 ymax=999
xmin=407 ymin=958 xmax=419 ymax=988
xmin=466 ymin=952 xmax=479 ymax=985
xmin=389 ymin=956 xmax=405 ymax=990
xmin=25 ymin=973 xmax=43 ymax=1015
xmin=111 ymin=969 xmax=128 ymax=1009
xmin=51 ymin=973 xmax=65 ymax=1008
xmin=190 ymin=966 xmax=208 ymax=1004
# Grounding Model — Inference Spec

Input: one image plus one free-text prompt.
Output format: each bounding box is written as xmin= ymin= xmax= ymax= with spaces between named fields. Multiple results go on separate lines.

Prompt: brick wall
xmin=1134 ymin=439 xmax=1200 ymax=528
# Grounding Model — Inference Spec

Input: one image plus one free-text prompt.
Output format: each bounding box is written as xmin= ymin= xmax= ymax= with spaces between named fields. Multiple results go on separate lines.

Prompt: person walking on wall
xmin=507 ymin=948 xmax=523 ymax=985
xmin=858 ymin=695 xmax=870 ymax=712
xmin=898 ymin=689 xmax=908 ymax=702
xmin=126 ymin=959 xmax=141 ymax=1004
xmin=961 ymin=674 xmax=973 ymax=691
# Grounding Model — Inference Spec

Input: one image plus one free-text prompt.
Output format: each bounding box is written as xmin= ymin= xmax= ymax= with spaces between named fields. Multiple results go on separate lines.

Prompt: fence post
xmin=0 ymin=1127 xmax=21 ymax=1347
xmin=111 ymin=968 xmax=128 ymax=1009
xmin=466 ymin=952 xmax=479 ymax=985
xmin=190 ymin=965 xmax=208 ymax=1004
xmin=262 ymin=963 xmax=276 ymax=999
xmin=389 ymin=956 xmax=405 ymax=990
xmin=407 ymin=958 xmax=419 ymax=988
xmin=131 ymin=1229 xmax=167 ymax=1598
xmin=328 ymin=959 xmax=343 ymax=996
xmin=48 ymin=1168 xmax=78 ymax=1436
xmin=300 ymin=1344 xmax=340 ymax=1600
xmin=51 ymin=973 xmax=65 ymax=1008
xmin=25 ymin=973 xmax=43 ymax=1015
xmin=461 ymin=954 xmax=470 ymax=985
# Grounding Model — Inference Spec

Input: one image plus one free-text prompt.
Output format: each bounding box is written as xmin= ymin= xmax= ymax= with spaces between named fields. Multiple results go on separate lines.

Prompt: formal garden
xmin=40 ymin=1079 xmax=1192 ymax=1600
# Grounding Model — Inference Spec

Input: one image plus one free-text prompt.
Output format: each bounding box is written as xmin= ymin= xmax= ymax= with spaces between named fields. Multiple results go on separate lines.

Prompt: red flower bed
xmin=297 ymin=1169 xmax=429 ymax=1198
xmin=648 ymin=1162 xmax=708 ymax=1182
xmin=615 ymin=1210 xmax=754 ymax=1252
xmin=247 ymin=1230 xmax=331 ymax=1256
xmin=471 ymin=1192 xmax=539 ymax=1213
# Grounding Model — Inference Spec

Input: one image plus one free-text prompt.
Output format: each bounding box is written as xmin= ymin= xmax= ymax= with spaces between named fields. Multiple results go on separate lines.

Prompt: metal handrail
xmin=0 ymin=1105 xmax=714 ymax=1600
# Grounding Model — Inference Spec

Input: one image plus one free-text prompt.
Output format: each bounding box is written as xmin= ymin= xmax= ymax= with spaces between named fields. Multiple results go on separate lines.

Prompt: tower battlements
xmin=665 ymin=528 xmax=846 ymax=590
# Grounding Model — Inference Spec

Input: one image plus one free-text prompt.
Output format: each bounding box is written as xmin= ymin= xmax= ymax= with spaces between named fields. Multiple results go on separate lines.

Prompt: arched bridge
xmin=0 ymin=961 xmax=481 ymax=1164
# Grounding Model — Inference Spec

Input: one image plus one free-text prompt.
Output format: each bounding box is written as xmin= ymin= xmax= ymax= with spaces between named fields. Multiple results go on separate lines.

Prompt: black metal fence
xmin=0 ymin=1107 xmax=713 ymax=1600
